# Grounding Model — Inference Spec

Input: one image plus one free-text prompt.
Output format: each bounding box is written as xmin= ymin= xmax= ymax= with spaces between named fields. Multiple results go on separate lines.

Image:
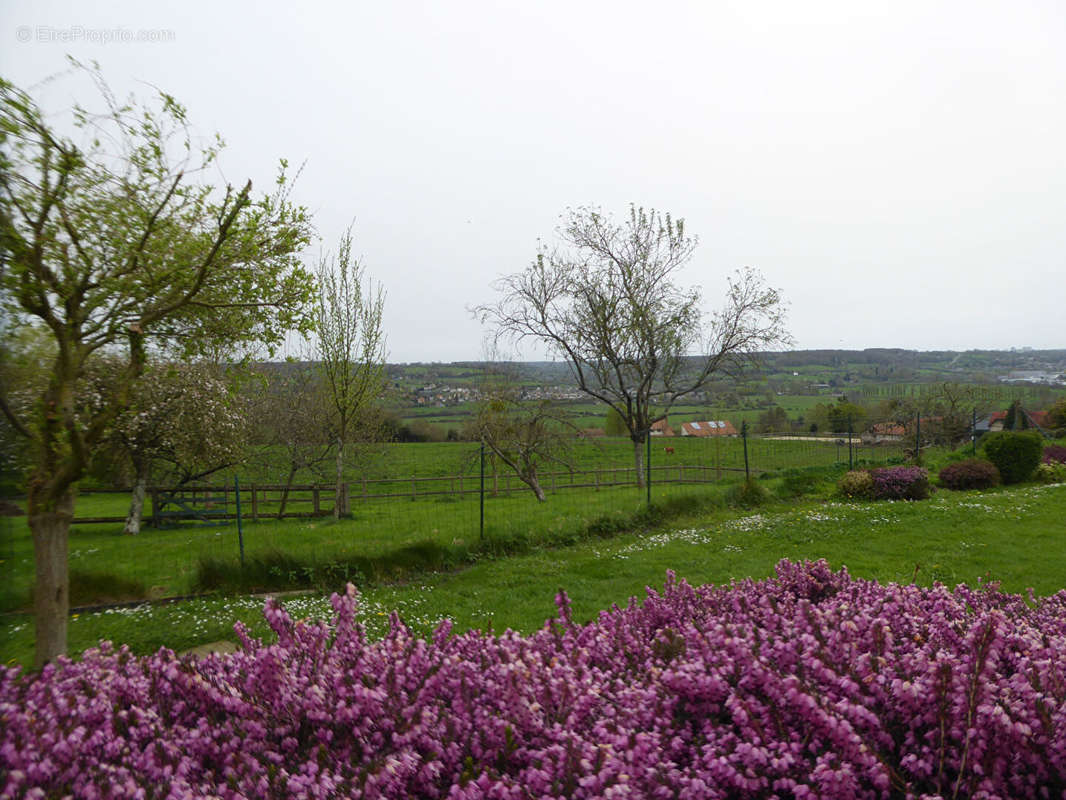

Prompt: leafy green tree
xmin=1046 ymin=397 xmax=1066 ymax=433
xmin=812 ymin=401 xmax=866 ymax=434
xmin=1004 ymin=399 xmax=1029 ymax=431
xmin=0 ymin=67 xmax=315 ymax=665
xmin=314 ymin=227 xmax=386 ymax=518
xmin=756 ymin=405 xmax=789 ymax=433
xmin=476 ymin=205 xmax=789 ymax=488
xmin=605 ymin=407 xmax=627 ymax=436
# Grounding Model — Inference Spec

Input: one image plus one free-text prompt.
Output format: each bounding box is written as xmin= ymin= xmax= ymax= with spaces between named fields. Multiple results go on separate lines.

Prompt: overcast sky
xmin=3 ymin=1 xmax=1064 ymax=362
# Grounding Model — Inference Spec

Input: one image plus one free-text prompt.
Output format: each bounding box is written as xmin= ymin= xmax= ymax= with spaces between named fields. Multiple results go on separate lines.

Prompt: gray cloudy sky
xmin=3 ymin=0 xmax=1064 ymax=361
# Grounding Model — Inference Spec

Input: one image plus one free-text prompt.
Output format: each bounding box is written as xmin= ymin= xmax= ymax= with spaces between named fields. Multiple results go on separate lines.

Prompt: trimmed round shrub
xmin=837 ymin=469 xmax=873 ymax=499
xmin=869 ymin=465 xmax=930 ymax=500
xmin=1043 ymin=444 xmax=1066 ymax=465
xmin=981 ymin=430 xmax=1044 ymax=484
xmin=938 ymin=458 xmax=1001 ymax=491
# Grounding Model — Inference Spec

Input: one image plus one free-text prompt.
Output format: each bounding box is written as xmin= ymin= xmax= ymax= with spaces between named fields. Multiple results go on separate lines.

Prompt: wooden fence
xmin=68 ymin=463 xmax=746 ymax=526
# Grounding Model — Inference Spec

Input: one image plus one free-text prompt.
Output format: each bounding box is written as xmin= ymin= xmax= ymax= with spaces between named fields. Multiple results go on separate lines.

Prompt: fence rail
xmin=51 ymin=422 xmax=923 ymax=527
xmin=68 ymin=464 xmax=757 ymax=525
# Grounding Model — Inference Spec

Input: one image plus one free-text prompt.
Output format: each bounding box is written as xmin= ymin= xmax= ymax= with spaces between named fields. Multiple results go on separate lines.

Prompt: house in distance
xmin=681 ymin=420 xmax=738 ymax=437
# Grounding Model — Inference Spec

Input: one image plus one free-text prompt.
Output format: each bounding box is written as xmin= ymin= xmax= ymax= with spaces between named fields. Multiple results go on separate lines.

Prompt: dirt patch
xmin=181 ymin=640 xmax=239 ymax=658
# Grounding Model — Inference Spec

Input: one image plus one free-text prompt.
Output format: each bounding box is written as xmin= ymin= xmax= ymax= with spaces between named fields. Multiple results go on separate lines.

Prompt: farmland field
xmin=3 ymin=478 xmax=1065 ymax=669
xmin=1 ymin=435 xmax=907 ymax=610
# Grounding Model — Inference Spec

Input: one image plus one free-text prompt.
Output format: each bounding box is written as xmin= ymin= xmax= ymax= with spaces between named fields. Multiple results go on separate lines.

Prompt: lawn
xmin=3 ymin=480 xmax=1064 ymax=669
xmin=1 ymin=432 xmax=908 ymax=614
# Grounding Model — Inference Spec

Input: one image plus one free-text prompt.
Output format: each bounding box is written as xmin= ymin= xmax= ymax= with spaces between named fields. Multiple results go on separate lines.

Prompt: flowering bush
xmin=938 ymin=458 xmax=1001 ymax=491
xmin=1043 ymin=444 xmax=1066 ymax=465
xmin=837 ymin=469 xmax=874 ymax=498
xmin=1034 ymin=461 xmax=1066 ymax=484
xmin=3 ymin=562 xmax=1066 ymax=798
xmin=869 ymin=465 xmax=930 ymax=500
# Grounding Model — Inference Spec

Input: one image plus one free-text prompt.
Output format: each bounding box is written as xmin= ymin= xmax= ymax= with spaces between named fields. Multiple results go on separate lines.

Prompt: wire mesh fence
xmin=1 ymin=417 xmax=925 ymax=612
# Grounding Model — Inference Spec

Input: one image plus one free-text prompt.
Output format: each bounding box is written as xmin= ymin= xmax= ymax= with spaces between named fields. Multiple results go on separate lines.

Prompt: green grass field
xmin=1 ymin=435 xmax=907 ymax=612
xmin=3 ymin=478 xmax=1065 ymax=670
xmin=167 ymin=434 xmax=907 ymax=493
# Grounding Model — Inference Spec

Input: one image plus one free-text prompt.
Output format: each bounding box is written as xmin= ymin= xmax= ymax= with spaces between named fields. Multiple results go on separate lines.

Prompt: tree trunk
xmin=30 ymin=489 xmax=74 ymax=668
xmin=633 ymin=436 xmax=646 ymax=488
xmin=334 ymin=438 xmax=347 ymax=518
xmin=277 ymin=461 xmax=298 ymax=520
xmin=123 ymin=455 xmax=149 ymax=535
xmin=523 ymin=473 xmax=546 ymax=502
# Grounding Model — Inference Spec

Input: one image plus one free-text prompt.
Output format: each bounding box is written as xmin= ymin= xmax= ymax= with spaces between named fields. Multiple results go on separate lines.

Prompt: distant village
xmin=409 ymin=383 xmax=587 ymax=407
xmin=997 ymin=370 xmax=1066 ymax=386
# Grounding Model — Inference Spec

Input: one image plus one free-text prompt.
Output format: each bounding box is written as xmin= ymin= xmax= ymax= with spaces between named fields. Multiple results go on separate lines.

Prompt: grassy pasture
xmin=1 ymin=436 xmax=905 ymax=611
xmin=234 ymin=434 xmax=905 ymax=489
xmin=2 ymin=480 xmax=1064 ymax=669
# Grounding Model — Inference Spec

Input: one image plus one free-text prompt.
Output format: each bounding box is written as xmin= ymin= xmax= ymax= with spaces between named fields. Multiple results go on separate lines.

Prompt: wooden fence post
xmin=313 ymin=487 xmax=321 ymax=516
xmin=251 ymin=484 xmax=259 ymax=522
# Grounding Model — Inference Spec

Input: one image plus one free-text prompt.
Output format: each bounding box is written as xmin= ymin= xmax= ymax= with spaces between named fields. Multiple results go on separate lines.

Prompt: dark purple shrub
xmin=869 ymin=465 xmax=930 ymax=500
xmin=3 ymin=562 xmax=1066 ymax=798
xmin=938 ymin=458 xmax=1001 ymax=491
xmin=1043 ymin=445 xmax=1066 ymax=465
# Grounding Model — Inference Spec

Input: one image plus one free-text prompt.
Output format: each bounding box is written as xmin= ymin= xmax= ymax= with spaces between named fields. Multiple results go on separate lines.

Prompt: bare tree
xmin=315 ymin=228 xmax=386 ymax=518
xmin=467 ymin=361 xmax=574 ymax=502
xmin=247 ymin=362 xmax=336 ymax=518
xmin=475 ymin=205 xmax=789 ymax=487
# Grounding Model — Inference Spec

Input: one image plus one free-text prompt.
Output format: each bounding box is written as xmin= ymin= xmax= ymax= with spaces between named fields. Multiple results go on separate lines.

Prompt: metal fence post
xmin=972 ymin=407 xmax=977 ymax=456
xmin=742 ymin=421 xmax=750 ymax=480
xmin=234 ymin=476 xmax=245 ymax=568
xmin=847 ymin=416 xmax=854 ymax=470
xmin=915 ymin=413 xmax=921 ymax=462
xmin=479 ymin=442 xmax=485 ymax=542
xmin=646 ymin=432 xmax=651 ymax=506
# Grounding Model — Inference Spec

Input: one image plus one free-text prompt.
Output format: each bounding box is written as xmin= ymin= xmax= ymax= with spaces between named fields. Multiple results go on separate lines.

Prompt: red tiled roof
xmin=681 ymin=420 xmax=737 ymax=437
xmin=650 ymin=418 xmax=676 ymax=436
xmin=869 ymin=422 xmax=906 ymax=436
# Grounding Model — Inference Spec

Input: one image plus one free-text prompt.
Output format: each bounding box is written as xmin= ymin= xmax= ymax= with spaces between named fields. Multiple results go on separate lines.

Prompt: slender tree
xmin=467 ymin=361 xmax=574 ymax=502
xmin=314 ymin=228 xmax=386 ymax=518
xmin=0 ymin=66 xmax=315 ymax=665
xmin=476 ymin=205 xmax=789 ymax=487
xmin=247 ymin=362 xmax=336 ymax=519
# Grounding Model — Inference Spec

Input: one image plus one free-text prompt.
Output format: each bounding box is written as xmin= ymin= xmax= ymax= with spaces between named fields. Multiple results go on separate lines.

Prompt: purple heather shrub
xmin=938 ymin=458 xmax=1001 ymax=491
xmin=3 ymin=561 xmax=1066 ymax=798
xmin=1043 ymin=444 xmax=1066 ymax=465
xmin=869 ymin=465 xmax=930 ymax=500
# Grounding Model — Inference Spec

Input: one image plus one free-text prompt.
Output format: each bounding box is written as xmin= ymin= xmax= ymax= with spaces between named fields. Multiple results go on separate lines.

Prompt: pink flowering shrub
xmin=1043 ymin=444 xmax=1066 ymax=465
xmin=869 ymin=465 xmax=930 ymax=500
xmin=3 ymin=561 xmax=1066 ymax=798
